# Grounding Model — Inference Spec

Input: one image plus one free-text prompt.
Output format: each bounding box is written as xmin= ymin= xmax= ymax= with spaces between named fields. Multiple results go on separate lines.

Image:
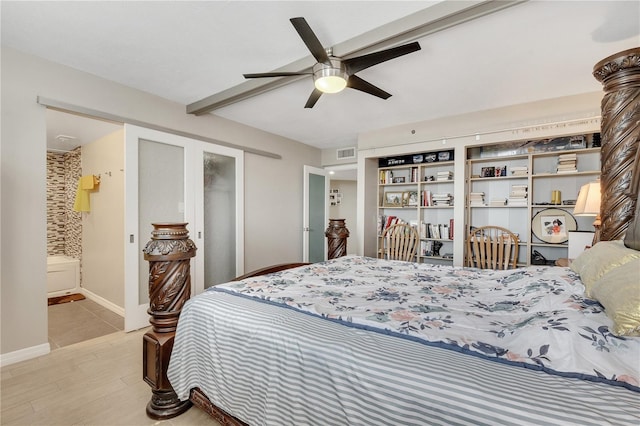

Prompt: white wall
xmin=81 ymin=129 xmax=125 ymax=308
xmin=0 ymin=47 xmax=321 ymax=360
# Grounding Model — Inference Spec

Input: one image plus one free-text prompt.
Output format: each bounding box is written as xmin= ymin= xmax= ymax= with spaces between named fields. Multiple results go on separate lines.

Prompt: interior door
xmin=124 ymin=125 xmax=195 ymax=332
xmin=194 ymin=144 xmax=244 ymax=293
xmin=303 ymin=166 xmax=328 ymax=263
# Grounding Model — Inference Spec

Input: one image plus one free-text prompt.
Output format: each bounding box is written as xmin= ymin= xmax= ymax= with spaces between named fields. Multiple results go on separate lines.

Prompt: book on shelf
xmin=379 ymin=215 xmax=409 ymax=234
xmin=410 ymin=167 xmax=419 ymax=183
xmin=436 ymin=171 xmax=453 ymax=181
xmin=510 ymin=165 xmax=528 ymax=176
xmin=379 ymin=170 xmax=394 ymax=184
xmin=509 ymin=184 xmax=528 ymax=202
xmin=469 ymin=191 xmax=485 ymax=206
xmin=420 ymin=221 xmax=453 ymax=240
xmin=489 ymin=198 xmax=507 ymax=206
xmin=431 ymin=193 xmax=453 ymax=206
xmin=556 ymin=154 xmax=577 ymax=173
xmin=422 ymin=190 xmax=432 ymax=206
xmin=558 ymin=153 xmax=577 ymax=160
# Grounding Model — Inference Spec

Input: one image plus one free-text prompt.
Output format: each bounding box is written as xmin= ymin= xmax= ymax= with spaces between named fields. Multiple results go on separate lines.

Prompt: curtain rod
xmin=37 ymin=96 xmax=282 ymax=159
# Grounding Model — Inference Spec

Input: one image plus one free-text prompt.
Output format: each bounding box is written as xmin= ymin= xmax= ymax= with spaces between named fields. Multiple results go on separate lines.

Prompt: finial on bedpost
xmin=142 ymin=222 xmax=196 ymax=419
xmin=326 ymin=218 xmax=350 ymax=259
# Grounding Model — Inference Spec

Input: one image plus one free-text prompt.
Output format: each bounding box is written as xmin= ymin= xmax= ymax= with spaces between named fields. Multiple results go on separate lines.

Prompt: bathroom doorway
xmin=46 ymin=109 xmax=125 ymax=348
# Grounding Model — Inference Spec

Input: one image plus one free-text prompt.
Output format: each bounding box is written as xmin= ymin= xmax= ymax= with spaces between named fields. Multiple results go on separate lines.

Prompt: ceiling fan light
xmin=315 ymin=75 xmax=347 ymax=93
xmin=313 ymin=61 xmax=347 ymax=93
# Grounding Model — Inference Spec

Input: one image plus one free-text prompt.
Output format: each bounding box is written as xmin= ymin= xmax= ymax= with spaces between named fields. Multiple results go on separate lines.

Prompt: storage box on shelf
xmin=378 ymin=155 xmax=455 ymax=264
xmin=465 ymin=134 xmax=600 ymax=267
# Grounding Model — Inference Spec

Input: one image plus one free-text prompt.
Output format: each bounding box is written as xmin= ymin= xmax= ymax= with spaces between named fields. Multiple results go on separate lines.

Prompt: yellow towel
xmin=80 ymin=174 xmax=97 ymax=190
xmin=73 ymin=176 xmax=92 ymax=212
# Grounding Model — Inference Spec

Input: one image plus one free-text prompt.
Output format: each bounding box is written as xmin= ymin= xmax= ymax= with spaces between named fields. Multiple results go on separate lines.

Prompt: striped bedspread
xmin=168 ymin=256 xmax=640 ymax=425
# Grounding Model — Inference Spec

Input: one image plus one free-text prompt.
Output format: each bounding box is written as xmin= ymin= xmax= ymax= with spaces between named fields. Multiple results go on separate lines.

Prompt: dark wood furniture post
xmin=142 ymin=222 xmax=196 ymax=419
xmin=325 ymin=218 xmax=350 ymax=259
xmin=593 ymin=47 xmax=640 ymax=241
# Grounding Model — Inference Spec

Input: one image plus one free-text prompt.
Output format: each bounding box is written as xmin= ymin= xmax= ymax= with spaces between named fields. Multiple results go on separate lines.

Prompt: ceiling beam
xmin=186 ymin=0 xmax=527 ymax=116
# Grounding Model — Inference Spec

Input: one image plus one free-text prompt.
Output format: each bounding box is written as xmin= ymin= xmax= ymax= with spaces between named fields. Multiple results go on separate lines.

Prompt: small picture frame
xmin=405 ymin=191 xmax=419 ymax=206
xmin=481 ymin=166 xmax=495 ymax=178
xmin=392 ymin=177 xmax=406 ymax=184
xmin=383 ymin=191 xmax=404 ymax=207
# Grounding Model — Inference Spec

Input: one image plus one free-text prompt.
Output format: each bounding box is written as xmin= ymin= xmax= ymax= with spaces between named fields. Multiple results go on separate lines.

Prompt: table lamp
xmin=573 ymin=181 xmax=601 ymax=246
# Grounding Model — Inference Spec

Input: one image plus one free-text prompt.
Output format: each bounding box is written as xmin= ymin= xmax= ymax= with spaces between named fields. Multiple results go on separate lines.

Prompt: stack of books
xmin=436 ymin=171 xmax=453 ymax=181
xmin=508 ymin=184 xmax=528 ymax=206
xmin=432 ymin=193 xmax=453 ymax=206
xmin=557 ymin=153 xmax=577 ymax=173
xmin=510 ymin=165 xmax=528 ymax=176
xmin=469 ymin=192 xmax=485 ymax=206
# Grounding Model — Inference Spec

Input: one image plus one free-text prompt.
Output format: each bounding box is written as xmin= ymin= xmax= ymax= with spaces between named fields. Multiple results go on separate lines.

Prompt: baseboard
xmin=0 ymin=343 xmax=51 ymax=367
xmin=80 ymin=288 xmax=125 ymax=317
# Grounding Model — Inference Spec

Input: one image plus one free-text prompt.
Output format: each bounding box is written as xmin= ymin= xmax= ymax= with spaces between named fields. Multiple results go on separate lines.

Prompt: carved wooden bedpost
xmin=593 ymin=47 xmax=640 ymax=241
xmin=142 ymin=223 xmax=196 ymax=419
xmin=325 ymin=219 xmax=350 ymax=259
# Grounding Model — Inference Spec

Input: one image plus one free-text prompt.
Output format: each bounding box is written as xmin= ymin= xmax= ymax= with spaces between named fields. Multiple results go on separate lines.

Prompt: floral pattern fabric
xmin=214 ymin=255 xmax=639 ymax=391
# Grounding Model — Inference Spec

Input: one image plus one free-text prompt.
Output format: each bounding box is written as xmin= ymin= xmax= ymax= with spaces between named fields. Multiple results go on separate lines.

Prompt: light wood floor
xmin=1 ymin=328 xmax=221 ymax=425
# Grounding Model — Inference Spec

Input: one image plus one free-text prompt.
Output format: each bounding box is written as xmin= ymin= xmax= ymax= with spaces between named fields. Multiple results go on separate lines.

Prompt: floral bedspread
xmin=214 ymin=255 xmax=639 ymax=391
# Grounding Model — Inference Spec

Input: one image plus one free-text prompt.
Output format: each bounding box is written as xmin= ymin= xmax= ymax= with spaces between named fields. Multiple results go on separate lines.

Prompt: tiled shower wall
xmin=46 ymin=148 xmax=82 ymax=258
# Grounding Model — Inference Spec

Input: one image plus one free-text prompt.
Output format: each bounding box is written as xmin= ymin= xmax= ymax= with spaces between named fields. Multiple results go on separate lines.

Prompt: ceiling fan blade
xmin=304 ymin=88 xmax=323 ymax=108
xmin=290 ymin=17 xmax=331 ymax=65
xmin=243 ymin=72 xmax=310 ymax=79
xmin=343 ymin=41 xmax=421 ymax=74
xmin=347 ymin=75 xmax=391 ymax=100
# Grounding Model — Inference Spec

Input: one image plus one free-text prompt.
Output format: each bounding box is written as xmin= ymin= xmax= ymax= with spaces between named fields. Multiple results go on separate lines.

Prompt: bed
xmin=166 ymin=252 xmax=640 ymax=425
xmin=152 ymin=48 xmax=640 ymax=425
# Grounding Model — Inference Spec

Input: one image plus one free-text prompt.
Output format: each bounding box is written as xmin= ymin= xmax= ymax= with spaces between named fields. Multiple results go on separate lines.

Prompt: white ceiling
xmin=2 ymin=1 xmax=639 ymax=155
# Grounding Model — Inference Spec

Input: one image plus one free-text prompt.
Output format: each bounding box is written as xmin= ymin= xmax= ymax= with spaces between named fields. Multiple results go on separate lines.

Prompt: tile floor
xmin=1 ymin=328 xmax=220 ymax=425
xmin=48 ymin=298 xmax=124 ymax=349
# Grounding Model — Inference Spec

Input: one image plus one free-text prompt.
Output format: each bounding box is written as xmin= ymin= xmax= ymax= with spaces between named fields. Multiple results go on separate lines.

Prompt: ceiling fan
xmin=243 ymin=17 xmax=421 ymax=108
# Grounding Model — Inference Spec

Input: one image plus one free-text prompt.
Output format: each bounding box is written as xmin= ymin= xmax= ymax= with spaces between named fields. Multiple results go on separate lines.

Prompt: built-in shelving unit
xmin=378 ymin=151 xmax=455 ymax=264
xmin=465 ymin=135 xmax=601 ymax=266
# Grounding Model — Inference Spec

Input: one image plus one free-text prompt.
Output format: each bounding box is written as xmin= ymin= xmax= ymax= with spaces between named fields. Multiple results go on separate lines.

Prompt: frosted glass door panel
xmin=203 ymin=152 xmax=236 ymax=288
xmin=137 ymin=139 xmax=185 ymax=303
xmin=309 ymin=173 xmax=326 ymax=263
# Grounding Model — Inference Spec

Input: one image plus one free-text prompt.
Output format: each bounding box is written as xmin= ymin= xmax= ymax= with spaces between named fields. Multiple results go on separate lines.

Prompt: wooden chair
xmin=379 ymin=223 xmax=419 ymax=261
xmin=466 ymin=225 xmax=519 ymax=269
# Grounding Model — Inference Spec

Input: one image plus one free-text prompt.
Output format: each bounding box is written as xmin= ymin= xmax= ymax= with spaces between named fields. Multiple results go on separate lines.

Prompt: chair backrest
xmin=379 ymin=223 xmax=419 ymax=262
xmin=466 ymin=225 xmax=519 ymax=269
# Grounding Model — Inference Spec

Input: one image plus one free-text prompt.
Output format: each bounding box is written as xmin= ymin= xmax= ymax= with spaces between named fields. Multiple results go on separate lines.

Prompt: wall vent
xmin=336 ymin=147 xmax=356 ymax=160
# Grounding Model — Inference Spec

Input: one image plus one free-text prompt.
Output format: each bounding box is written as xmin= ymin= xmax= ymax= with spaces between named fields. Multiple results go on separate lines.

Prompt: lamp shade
xmin=573 ymin=181 xmax=601 ymax=216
